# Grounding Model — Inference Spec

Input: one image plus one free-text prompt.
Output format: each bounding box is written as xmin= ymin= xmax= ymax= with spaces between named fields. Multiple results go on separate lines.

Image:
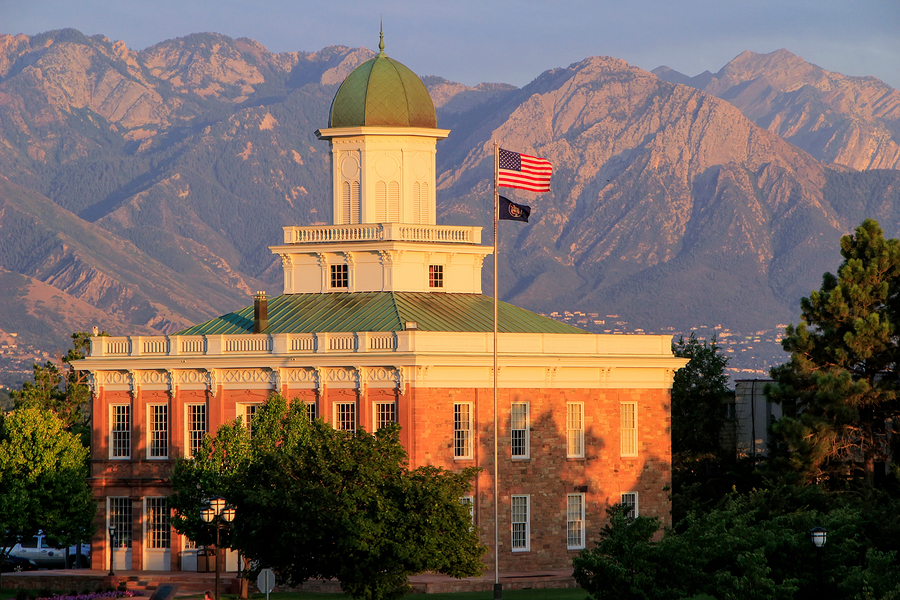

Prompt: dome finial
xmin=378 ymin=18 xmax=385 ymax=56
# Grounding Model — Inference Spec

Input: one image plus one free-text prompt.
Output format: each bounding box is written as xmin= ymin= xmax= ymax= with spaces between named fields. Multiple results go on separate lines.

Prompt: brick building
xmin=74 ymin=37 xmax=686 ymax=574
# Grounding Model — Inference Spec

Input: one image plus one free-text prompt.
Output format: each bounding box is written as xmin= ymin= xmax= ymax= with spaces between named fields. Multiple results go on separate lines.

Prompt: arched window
xmin=342 ymin=180 xmax=360 ymax=224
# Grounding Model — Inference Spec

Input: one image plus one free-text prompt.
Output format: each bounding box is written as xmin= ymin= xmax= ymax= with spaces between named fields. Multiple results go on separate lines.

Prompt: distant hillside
xmin=653 ymin=49 xmax=900 ymax=170
xmin=1 ymin=30 xmax=899 ymax=384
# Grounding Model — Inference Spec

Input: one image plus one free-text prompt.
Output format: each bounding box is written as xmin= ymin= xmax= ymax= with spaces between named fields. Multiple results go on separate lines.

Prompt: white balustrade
xmin=180 ymin=337 xmax=206 ymax=354
xmin=368 ymin=334 xmax=396 ymax=350
xmin=105 ymin=338 xmax=130 ymax=355
xmin=225 ymin=336 xmax=273 ymax=353
xmin=328 ymin=335 xmax=357 ymax=351
xmin=283 ymin=223 xmax=482 ymax=245
xmin=290 ymin=335 xmax=316 ymax=352
xmin=142 ymin=339 xmax=169 ymax=354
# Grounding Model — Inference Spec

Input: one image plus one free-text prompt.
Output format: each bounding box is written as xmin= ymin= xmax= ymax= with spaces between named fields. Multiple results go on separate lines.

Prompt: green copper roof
xmin=176 ymin=293 xmax=586 ymax=336
xmin=329 ymin=41 xmax=437 ymax=128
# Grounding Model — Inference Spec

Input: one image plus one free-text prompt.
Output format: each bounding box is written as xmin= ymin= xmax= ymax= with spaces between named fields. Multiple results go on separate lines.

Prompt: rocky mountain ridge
xmin=1 ymin=30 xmax=899 ymax=385
xmin=653 ymin=49 xmax=900 ymax=170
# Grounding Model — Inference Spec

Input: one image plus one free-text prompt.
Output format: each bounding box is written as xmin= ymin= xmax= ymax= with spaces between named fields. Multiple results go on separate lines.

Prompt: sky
xmin=1 ymin=0 xmax=899 ymax=90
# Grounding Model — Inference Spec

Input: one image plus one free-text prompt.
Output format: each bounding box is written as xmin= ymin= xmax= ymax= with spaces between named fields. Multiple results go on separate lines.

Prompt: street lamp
xmin=810 ymin=527 xmax=827 ymax=548
xmin=810 ymin=526 xmax=827 ymax=594
xmin=108 ymin=526 xmax=116 ymax=577
xmin=201 ymin=496 xmax=236 ymax=600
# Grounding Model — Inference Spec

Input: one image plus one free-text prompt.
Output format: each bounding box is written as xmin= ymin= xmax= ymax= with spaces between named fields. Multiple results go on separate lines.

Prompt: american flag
xmin=498 ymin=148 xmax=552 ymax=193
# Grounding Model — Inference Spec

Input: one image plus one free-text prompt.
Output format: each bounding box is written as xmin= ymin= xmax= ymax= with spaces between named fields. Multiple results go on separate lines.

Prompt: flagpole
xmin=492 ymin=140 xmax=502 ymax=600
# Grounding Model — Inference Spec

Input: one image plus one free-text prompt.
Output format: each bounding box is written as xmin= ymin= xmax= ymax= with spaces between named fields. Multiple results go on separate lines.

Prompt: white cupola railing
xmin=283 ymin=223 xmax=482 ymax=245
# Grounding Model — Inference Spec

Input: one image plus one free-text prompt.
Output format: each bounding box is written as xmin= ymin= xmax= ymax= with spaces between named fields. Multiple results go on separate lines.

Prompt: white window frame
xmin=147 ymin=403 xmax=169 ymax=459
xmin=620 ymin=402 xmax=638 ymax=457
xmin=621 ymin=492 xmax=639 ymax=518
xmin=110 ymin=404 xmax=131 ymax=459
xmin=305 ymin=400 xmax=318 ymax=422
xmin=144 ymin=497 xmax=170 ymax=549
xmin=241 ymin=403 xmax=262 ymax=438
xmin=334 ymin=402 xmax=356 ymax=432
xmin=185 ymin=403 xmax=207 ymax=458
xmin=373 ymin=401 xmax=396 ymax=431
xmin=454 ymin=402 xmax=473 ymax=459
xmin=567 ymin=493 xmax=585 ymax=550
xmin=511 ymin=495 xmax=530 ymax=552
xmin=428 ymin=264 xmax=444 ymax=288
xmin=460 ymin=495 xmax=475 ymax=527
xmin=108 ymin=497 xmax=132 ymax=548
xmin=510 ymin=402 xmax=529 ymax=459
xmin=566 ymin=402 xmax=584 ymax=458
xmin=330 ymin=264 xmax=349 ymax=289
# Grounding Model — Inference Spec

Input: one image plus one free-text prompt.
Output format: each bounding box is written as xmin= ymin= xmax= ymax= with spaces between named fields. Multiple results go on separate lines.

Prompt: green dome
xmin=329 ymin=41 xmax=436 ymax=129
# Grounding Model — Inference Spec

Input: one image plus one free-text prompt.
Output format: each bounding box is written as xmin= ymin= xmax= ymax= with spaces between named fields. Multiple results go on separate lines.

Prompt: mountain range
xmin=1 ymin=29 xmax=899 ymax=385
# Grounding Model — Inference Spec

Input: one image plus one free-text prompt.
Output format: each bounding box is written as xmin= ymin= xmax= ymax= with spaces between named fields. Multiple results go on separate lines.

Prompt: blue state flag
xmin=499 ymin=195 xmax=531 ymax=222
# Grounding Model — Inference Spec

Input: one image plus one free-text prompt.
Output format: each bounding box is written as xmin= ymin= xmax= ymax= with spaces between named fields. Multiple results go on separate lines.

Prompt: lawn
xmin=0 ymin=590 xmax=589 ymax=600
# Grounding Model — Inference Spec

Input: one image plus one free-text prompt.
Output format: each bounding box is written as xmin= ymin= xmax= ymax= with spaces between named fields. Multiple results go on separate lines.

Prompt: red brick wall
xmin=408 ymin=387 xmax=672 ymax=571
xmin=89 ymin=383 xmax=670 ymax=572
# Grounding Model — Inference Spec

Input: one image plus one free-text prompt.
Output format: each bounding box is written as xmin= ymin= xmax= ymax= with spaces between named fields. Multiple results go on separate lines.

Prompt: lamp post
xmin=201 ymin=496 xmax=236 ymax=600
xmin=810 ymin=526 xmax=827 ymax=594
xmin=108 ymin=526 xmax=116 ymax=577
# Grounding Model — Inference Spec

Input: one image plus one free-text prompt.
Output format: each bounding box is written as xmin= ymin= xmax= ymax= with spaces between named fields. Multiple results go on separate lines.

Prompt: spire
xmin=378 ymin=19 xmax=385 ymax=56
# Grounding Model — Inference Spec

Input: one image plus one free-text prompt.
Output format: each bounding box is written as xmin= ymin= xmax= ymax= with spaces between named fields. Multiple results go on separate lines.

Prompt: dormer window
xmin=429 ymin=265 xmax=444 ymax=288
xmin=331 ymin=264 xmax=349 ymax=289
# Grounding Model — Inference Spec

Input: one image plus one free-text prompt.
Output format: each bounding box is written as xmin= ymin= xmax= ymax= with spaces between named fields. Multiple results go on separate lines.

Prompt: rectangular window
xmin=148 ymin=404 xmax=168 ymax=458
xmin=244 ymin=404 xmax=261 ymax=438
xmin=620 ymin=402 xmax=638 ymax=457
xmin=334 ymin=402 xmax=356 ymax=432
xmin=454 ymin=403 xmax=473 ymax=459
xmin=330 ymin=264 xmax=348 ymax=289
xmin=305 ymin=401 xmax=318 ymax=423
xmin=111 ymin=405 xmax=131 ymax=459
xmin=567 ymin=403 xmax=584 ymax=458
xmin=109 ymin=497 xmax=132 ymax=548
xmin=429 ymin=265 xmax=444 ymax=288
xmin=186 ymin=404 xmax=206 ymax=457
xmin=622 ymin=492 xmax=638 ymax=518
xmin=461 ymin=496 xmax=475 ymax=526
xmin=374 ymin=402 xmax=396 ymax=430
xmin=511 ymin=402 xmax=529 ymax=459
xmin=511 ymin=495 xmax=530 ymax=551
xmin=567 ymin=494 xmax=585 ymax=549
xmin=146 ymin=497 xmax=170 ymax=549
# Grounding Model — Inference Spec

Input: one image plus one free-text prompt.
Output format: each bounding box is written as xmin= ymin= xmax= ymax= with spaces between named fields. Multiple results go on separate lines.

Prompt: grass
xmin=1 ymin=592 xmax=588 ymax=600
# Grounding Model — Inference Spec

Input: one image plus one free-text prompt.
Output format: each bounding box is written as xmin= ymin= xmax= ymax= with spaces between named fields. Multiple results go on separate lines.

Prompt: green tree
xmin=12 ymin=332 xmax=97 ymax=441
xmin=768 ymin=219 xmax=900 ymax=489
xmin=0 ymin=407 xmax=96 ymax=584
xmin=671 ymin=333 xmax=731 ymax=460
xmin=574 ymin=487 xmax=900 ymax=600
xmin=169 ymin=395 xmax=484 ymax=600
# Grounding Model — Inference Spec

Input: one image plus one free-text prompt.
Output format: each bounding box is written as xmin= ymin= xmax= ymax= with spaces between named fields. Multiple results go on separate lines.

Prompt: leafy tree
xmin=0 ymin=407 xmax=96 ymax=584
xmin=671 ymin=333 xmax=731 ymax=460
xmin=574 ymin=487 xmax=900 ymax=600
xmin=573 ymin=504 xmax=668 ymax=600
xmin=169 ymin=394 xmax=484 ymax=600
xmin=670 ymin=334 xmax=745 ymax=523
xmin=767 ymin=219 xmax=900 ymax=489
xmin=12 ymin=332 xmax=98 ymax=442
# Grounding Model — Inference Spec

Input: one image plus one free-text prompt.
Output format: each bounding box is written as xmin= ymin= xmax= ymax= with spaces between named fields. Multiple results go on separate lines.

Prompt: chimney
xmin=253 ymin=291 xmax=268 ymax=333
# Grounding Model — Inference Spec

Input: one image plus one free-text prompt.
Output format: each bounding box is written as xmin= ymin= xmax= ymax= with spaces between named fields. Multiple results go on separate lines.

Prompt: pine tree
xmin=768 ymin=219 xmax=900 ymax=488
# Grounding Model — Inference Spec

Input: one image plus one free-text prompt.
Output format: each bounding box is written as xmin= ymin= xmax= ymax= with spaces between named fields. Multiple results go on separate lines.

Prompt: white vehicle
xmin=7 ymin=533 xmax=91 ymax=569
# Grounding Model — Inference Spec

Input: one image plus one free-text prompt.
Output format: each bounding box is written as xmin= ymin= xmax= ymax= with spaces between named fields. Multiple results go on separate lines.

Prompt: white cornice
xmin=316 ymin=126 xmax=450 ymax=140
